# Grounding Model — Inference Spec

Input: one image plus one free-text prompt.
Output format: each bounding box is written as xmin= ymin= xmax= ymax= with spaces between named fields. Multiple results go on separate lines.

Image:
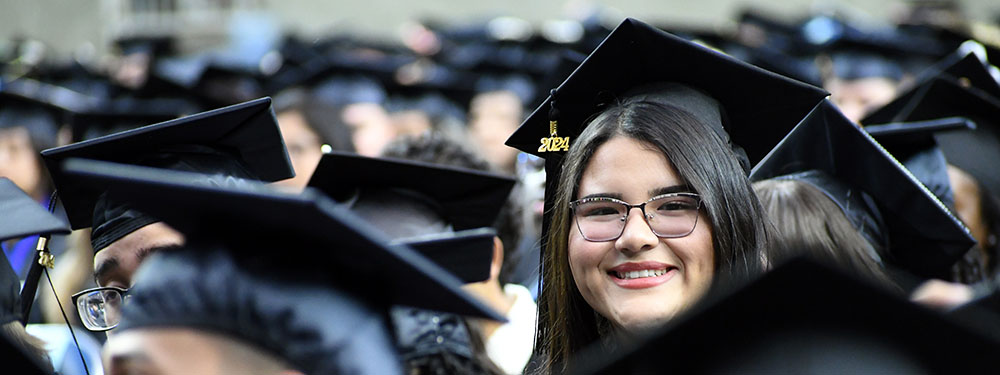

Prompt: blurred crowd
xmin=3 ymin=1 xmax=1000 ymax=374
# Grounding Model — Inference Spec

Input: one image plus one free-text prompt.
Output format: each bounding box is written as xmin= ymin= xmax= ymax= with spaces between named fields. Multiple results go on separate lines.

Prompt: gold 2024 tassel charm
xmin=539 ymin=120 xmax=570 ymax=152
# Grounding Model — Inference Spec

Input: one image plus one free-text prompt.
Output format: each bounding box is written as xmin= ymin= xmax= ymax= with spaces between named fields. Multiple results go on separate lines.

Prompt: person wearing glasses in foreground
xmin=505 ymin=18 xmax=829 ymax=373
xmin=43 ymin=98 xmax=293 ymax=334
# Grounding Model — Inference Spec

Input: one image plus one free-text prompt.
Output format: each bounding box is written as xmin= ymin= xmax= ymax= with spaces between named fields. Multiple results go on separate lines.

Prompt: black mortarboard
xmin=399 ymin=228 xmax=497 ymax=284
xmin=506 ymin=18 xmax=829 ymax=166
xmin=912 ymin=51 xmax=1000 ymax=98
xmin=751 ymin=100 xmax=974 ymax=278
xmin=861 ymin=62 xmax=1000 ymax=198
xmin=0 ymin=177 xmax=69 ymax=329
xmin=307 ymin=151 xmax=516 ymax=232
xmin=42 ymin=97 xmax=293 ymax=252
xmin=573 ymin=257 xmax=1000 ymax=374
xmin=61 ymin=157 xmax=502 ymax=321
xmin=0 ymin=178 xmax=70 ymax=243
xmin=862 ymin=60 xmax=1000 ymax=126
xmin=865 ymin=117 xmax=975 ymax=209
xmin=1 ymin=178 xmax=70 ymax=326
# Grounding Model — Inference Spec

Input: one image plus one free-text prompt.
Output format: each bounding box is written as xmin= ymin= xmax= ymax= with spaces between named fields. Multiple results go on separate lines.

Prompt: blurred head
xmin=273 ymin=89 xmax=356 ymax=189
xmin=753 ymin=178 xmax=898 ymax=290
xmin=539 ymin=97 xmax=768 ymax=369
xmin=0 ymin=127 xmax=45 ymax=199
xmin=104 ymin=328 xmax=296 ymax=375
xmin=0 ymin=105 xmax=59 ymax=199
xmin=468 ymin=90 xmax=524 ymax=173
xmin=825 ymin=76 xmax=899 ymax=123
xmin=343 ymin=102 xmax=395 ymax=157
xmin=948 ymin=165 xmax=1000 ymax=274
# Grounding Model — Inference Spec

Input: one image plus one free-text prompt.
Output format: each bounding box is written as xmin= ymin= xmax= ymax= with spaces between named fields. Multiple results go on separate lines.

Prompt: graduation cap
xmin=307 ymin=151 xmax=516 ymax=232
xmin=0 ymin=178 xmax=69 ymax=243
xmin=861 ymin=63 xmax=1000 ymax=198
xmin=60 ymin=157 xmax=503 ymax=322
xmin=506 ymin=18 xmax=829 ymax=165
xmin=399 ymin=228 xmax=497 ymax=283
xmin=0 ymin=78 xmax=82 ymax=149
xmin=0 ymin=177 xmax=70 ymax=327
xmin=42 ymin=97 xmax=293 ymax=252
xmin=751 ymin=100 xmax=974 ymax=278
xmin=865 ymin=117 xmax=976 ymax=209
xmin=912 ymin=51 xmax=1000 ymax=98
xmin=573 ymin=257 xmax=1000 ymax=374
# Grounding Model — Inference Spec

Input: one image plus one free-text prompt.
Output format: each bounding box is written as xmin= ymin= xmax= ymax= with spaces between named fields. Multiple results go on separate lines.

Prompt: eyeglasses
xmin=71 ymin=286 xmax=131 ymax=332
xmin=570 ymin=193 xmax=702 ymax=242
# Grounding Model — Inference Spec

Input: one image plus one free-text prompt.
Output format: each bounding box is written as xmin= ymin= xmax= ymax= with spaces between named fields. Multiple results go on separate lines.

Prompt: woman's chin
xmin=613 ymin=311 xmax=678 ymax=336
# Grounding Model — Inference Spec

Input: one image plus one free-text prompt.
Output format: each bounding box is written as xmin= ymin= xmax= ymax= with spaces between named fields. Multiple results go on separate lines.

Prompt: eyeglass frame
xmin=569 ymin=192 xmax=703 ymax=242
xmin=71 ymin=286 xmax=131 ymax=332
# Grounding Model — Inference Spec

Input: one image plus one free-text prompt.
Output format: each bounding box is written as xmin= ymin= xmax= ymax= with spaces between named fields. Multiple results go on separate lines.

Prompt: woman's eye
xmin=656 ymin=200 xmax=697 ymax=211
xmin=581 ymin=205 xmax=621 ymax=217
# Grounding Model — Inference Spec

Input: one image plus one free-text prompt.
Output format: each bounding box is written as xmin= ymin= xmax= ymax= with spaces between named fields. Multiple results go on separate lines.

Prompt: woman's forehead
xmin=577 ymin=137 xmax=682 ymax=197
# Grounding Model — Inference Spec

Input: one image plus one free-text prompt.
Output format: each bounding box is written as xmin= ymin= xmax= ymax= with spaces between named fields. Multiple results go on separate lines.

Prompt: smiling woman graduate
xmin=504 ymin=18 xmax=828 ymax=373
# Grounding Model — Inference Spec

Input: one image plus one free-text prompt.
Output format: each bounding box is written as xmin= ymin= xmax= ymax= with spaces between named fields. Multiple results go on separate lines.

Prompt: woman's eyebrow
xmin=577 ymin=192 xmax=623 ymax=201
xmin=649 ymin=185 xmax=691 ymax=196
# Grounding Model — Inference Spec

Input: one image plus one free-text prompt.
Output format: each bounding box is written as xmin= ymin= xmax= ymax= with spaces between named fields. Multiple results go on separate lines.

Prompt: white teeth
xmin=616 ymin=269 xmax=669 ymax=279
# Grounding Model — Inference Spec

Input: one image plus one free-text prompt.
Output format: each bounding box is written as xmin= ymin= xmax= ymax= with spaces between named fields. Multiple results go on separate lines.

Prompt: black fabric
xmin=395 ymin=228 xmax=498 ymax=284
xmin=0 ymin=251 xmax=21 ymax=325
xmin=391 ymin=307 xmax=473 ymax=360
xmin=308 ymin=151 xmax=516 ymax=231
xmin=865 ymin=117 xmax=976 ymax=210
xmin=0 ymin=178 xmax=69 ymax=243
xmin=120 ymin=248 xmax=403 ymax=375
xmin=751 ymin=100 xmax=975 ymax=278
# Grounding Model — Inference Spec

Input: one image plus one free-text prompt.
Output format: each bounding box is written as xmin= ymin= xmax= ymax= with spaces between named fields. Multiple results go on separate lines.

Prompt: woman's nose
xmin=616 ymin=208 xmax=658 ymax=254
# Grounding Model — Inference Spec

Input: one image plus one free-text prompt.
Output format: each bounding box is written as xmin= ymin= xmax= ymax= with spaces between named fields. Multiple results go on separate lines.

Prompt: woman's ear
xmin=490 ymin=236 xmax=504 ymax=282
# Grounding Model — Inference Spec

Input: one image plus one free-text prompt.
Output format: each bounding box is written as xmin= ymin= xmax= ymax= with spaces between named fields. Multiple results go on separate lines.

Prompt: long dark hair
xmin=753 ymin=179 xmax=901 ymax=291
xmin=533 ymin=98 xmax=769 ymax=373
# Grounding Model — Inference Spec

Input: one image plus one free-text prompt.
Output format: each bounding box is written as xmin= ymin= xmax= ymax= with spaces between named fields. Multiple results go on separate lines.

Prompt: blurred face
xmin=469 ymin=91 xmax=522 ymax=172
xmin=0 ymin=126 xmax=43 ymax=198
xmin=826 ymin=77 xmax=898 ymax=123
xmin=342 ymin=103 xmax=395 ymax=157
xmin=568 ymin=136 xmax=714 ymax=333
xmin=275 ymin=110 xmax=324 ymax=189
xmin=949 ymin=165 xmax=991 ymax=265
xmin=104 ymin=328 xmax=296 ymax=375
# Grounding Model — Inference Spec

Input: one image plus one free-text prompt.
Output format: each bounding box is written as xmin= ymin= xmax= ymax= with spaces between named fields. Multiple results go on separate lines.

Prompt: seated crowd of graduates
xmin=4 ymin=3 xmax=1000 ymax=374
